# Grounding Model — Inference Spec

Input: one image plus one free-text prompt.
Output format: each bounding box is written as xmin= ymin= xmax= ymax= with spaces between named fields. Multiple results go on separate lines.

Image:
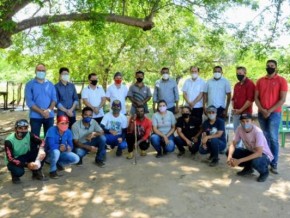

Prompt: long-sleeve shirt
xmin=4 ymin=132 xmax=44 ymax=167
xmin=25 ymin=79 xmax=57 ymax=118
xmin=55 ymin=81 xmax=79 ymax=116
xmin=153 ymin=78 xmax=179 ymax=108
xmin=45 ymin=126 xmax=74 ymax=151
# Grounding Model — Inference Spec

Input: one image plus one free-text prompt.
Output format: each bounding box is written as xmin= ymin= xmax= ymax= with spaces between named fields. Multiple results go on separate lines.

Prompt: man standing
xmin=4 ymin=119 xmax=47 ymax=184
xmin=55 ymin=67 xmax=79 ymax=129
xmin=232 ymin=66 xmax=255 ymax=147
xmin=204 ymin=66 xmax=231 ymax=118
xmin=227 ymin=114 xmax=273 ymax=182
xmin=126 ymin=105 xmax=152 ymax=159
xmin=25 ymin=63 xmax=57 ymax=137
xmin=128 ymin=70 xmax=152 ymax=115
xmin=72 ymin=107 xmax=106 ymax=167
xmin=101 ymin=100 xmax=128 ymax=157
xmin=82 ymin=73 xmax=106 ymax=124
xmin=182 ymin=66 xmax=206 ymax=121
xmin=255 ymin=59 xmax=288 ymax=174
xmin=106 ymin=72 xmax=128 ymax=115
xmin=153 ymin=67 xmax=179 ymax=114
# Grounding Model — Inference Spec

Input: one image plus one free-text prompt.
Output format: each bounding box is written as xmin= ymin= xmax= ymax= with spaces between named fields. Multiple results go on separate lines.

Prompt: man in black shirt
xmin=174 ymin=106 xmax=202 ymax=157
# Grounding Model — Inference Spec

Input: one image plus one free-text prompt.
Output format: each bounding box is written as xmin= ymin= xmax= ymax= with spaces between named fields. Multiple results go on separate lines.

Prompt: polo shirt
xmin=176 ymin=116 xmax=201 ymax=139
xmin=182 ymin=77 xmax=206 ymax=108
xmin=25 ymin=79 xmax=57 ymax=119
xmin=81 ymin=85 xmax=106 ymax=118
xmin=232 ymin=78 xmax=255 ymax=114
xmin=153 ymin=78 xmax=179 ymax=108
xmin=105 ymin=83 xmax=128 ymax=114
xmin=55 ymin=81 xmax=79 ymax=116
xmin=256 ymin=74 xmax=288 ymax=112
xmin=72 ymin=119 xmax=103 ymax=144
xmin=127 ymin=83 xmax=152 ymax=113
xmin=204 ymin=77 xmax=231 ymax=108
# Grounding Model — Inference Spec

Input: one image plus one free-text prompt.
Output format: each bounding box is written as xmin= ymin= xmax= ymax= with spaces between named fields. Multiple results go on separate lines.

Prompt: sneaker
xmin=140 ymin=150 xmax=147 ymax=156
xmin=237 ymin=168 xmax=254 ymax=176
xmin=49 ymin=171 xmax=62 ymax=179
xmin=177 ymin=151 xmax=185 ymax=158
xmin=57 ymin=163 xmax=65 ymax=171
xmin=76 ymin=158 xmax=83 ymax=166
xmin=127 ymin=152 xmax=134 ymax=159
xmin=32 ymin=170 xmax=49 ymax=181
xmin=270 ymin=166 xmax=278 ymax=174
xmin=163 ymin=149 xmax=168 ymax=156
xmin=95 ymin=160 xmax=105 ymax=168
xmin=209 ymin=158 xmax=219 ymax=167
xmin=116 ymin=149 xmax=122 ymax=157
xmin=207 ymin=155 xmax=213 ymax=161
xmin=12 ymin=176 xmax=21 ymax=184
xmin=156 ymin=152 xmax=162 ymax=158
xmin=257 ymin=172 xmax=269 ymax=182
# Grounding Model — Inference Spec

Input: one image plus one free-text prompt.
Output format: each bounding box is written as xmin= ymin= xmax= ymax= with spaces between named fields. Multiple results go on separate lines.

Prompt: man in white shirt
xmin=106 ymin=72 xmax=128 ymax=115
xmin=82 ymin=73 xmax=106 ymax=124
xmin=182 ymin=66 xmax=206 ymax=121
xmin=204 ymin=66 xmax=231 ymax=118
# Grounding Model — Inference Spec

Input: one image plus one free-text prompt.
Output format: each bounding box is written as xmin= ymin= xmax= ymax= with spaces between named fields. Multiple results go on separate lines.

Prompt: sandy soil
xmin=0 ymin=110 xmax=289 ymax=218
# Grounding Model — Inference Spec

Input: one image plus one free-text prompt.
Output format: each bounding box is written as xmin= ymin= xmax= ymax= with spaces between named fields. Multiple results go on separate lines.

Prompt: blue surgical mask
xmin=36 ymin=71 xmax=46 ymax=80
xmin=242 ymin=123 xmax=252 ymax=130
xmin=83 ymin=117 xmax=92 ymax=123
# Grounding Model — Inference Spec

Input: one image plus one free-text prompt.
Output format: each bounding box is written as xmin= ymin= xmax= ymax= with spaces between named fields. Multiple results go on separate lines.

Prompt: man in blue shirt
xmin=25 ymin=63 xmax=57 ymax=137
xmin=55 ymin=67 xmax=79 ymax=129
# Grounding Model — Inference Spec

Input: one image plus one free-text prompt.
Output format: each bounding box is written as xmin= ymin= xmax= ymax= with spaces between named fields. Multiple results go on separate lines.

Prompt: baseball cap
xmin=15 ymin=119 xmax=29 ymax=128
xmin=239 ymin=113 xmax=253 ymax=120
xmin=112 ymin=100 xmax=121 ymax=108
xmin=57 ymin=115 xmax=69 ymax=123
xmin=206 ymin=105 xmax=217 ymax=113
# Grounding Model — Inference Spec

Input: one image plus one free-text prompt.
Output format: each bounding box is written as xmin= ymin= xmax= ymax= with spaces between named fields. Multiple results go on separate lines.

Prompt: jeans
xmin=174 ymin=136 xmax=200 ymax=154
xmin=258 ymin=112 xmax=281 ymax=167
xmin=126 ymin=134 xmax=150 ymax=153
xmin=48 ymin=149 xmax=80 ymax=172
xmin=233 ymin=114 xmax=243 ymax=148
xmin=7 ymin=148 xmax=41 ymax=178
xmin=199 ymin=138 xmax=226 ymax=160
xmin=105 ymin=134 xmax=128 ymax=151
xmin=74 ymin=135 xmax=106 ymax=162
xmin=150 ymin=134 xmax=175 ymax=154
xmin=227 ymin=148 xmax=270 ymax=174
xmin=30 ymin=117 xmax=54 ymax=137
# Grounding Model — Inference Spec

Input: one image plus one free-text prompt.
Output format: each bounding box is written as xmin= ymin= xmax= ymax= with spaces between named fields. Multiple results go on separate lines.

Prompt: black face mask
xmin=236 ymin=74 xmax=245 ymax=82
xmin=136 ymin=78 xmax=143 ymax=83
xmin=182 ymin=113 xmax=190 ymax=119
xmin=91 ymin=80 xmax=98 ymax=86
xmin=16 ymin=131 xmax=28 ymax=139
xmin=266 ymin=67 xmax=275 ymax=75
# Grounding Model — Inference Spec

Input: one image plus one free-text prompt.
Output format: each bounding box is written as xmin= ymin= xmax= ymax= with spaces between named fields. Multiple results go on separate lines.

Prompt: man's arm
xmin=268 ymin=91 xmax=287 ymax=113
xmin=73 ymin=139 xmax=92 ymax=151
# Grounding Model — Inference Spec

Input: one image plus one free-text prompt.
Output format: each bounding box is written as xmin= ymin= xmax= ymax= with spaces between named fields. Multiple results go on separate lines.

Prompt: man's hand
xmin=66 ymin=109 xmax=74 ymax=117
xmin=60 ymin=144 xmax=66 ymax=152
xmin=86 ymin=133 xmax=95 ymax=142
xmin=189 ymin=102 xmax=194 ymax=109
xmin=67 ymin=146 xmax=72 ymax=152
xmin=109 ymin=130 xmax=118 ymax=136
xmin=93 ymin=107 xmax=100 ymax=115
xmin=174 ymin=107 xmax=179 ymax=114
xmin=163 ymin=135 xmax=169 ymax=145
xmin=117 ymin=137 xmax=123 ymax=143
xmin=192 ymin=136 xmax=198 ymax=143
xmin=233 ymin=109 xmax=242 ymax=115
xmin=28 ymin=162 xmax=39 ymax=170
xmin=228 ymin=158 xmax=241 ymax=167
xmin=222 ymin=109 xmax=228 ymax=118
xmin=185 ymin=139 xmax=192 ymax=147
xmin=42 ymin=110 xmax=50 ymax=119
xmin=90 ymin=146 xmax=97 ymax=153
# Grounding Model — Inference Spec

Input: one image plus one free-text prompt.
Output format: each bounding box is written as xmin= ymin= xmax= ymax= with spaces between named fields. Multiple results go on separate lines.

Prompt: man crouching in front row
xmin=227 ymin=114 xmax=273 ymax=182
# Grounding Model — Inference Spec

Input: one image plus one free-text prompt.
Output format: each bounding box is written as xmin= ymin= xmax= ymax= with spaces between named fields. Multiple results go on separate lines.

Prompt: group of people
xmin=4 ymin=59 xmax=288 ymax=184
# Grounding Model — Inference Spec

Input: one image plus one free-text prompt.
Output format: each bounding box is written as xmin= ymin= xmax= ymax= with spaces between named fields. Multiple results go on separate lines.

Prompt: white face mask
xmin=162 ymin=74 xmax=169 ymax=80
xmin=208 ymin=114 xmax=216 ymax=120
xmin=159 ymin=106 xmax=167 ymax=112
xmin=61 ymin=74 xmax=70 ymax=82
xmin=214 ymin=72 xmax=221 ymax=79
xmin=192 ymin=73 xmax=198 ymax=79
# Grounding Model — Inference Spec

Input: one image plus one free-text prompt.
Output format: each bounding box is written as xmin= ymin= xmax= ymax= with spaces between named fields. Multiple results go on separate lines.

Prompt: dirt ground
xmin=0 ymin=110 xmax=289 ymax=218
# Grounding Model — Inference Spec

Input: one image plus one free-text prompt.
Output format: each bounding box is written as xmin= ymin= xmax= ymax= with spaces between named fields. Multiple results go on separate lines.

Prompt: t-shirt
xmin=234 ymin=125 xmax=274 ymax=161
xmin=127 ymin=83 xmax=152 ymax=114
xmin=72 ymin=119 xmax=103 ymax=143
xmin=176 ymin=116 xmax=202 ymax=139
xmin=256 ymin=74 xmax=288 ymax=113
xmin=204 ymin=77 xmax=231 ymax=108
xmin=182 ymin=77 xmax=206 ymax=108
xmin=101 ymin=112 xmax=128 ymax=135
xmin=81 ymin=85 xmax=106 ymax=118
xmin=127 ymin=116 xmax=152 ymax=140
xmin=152 ymin=111 xmax=176 ymax=135
xmin=105 ymin=84 xmax=128 ymax=115
xmin=202 ymin=118 xmax=226 ymax=143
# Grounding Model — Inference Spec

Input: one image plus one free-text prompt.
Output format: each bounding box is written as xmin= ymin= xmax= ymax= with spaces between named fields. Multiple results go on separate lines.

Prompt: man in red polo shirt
xmin=255 ymin=59 xmax=288 ymax=174
xmin=232 ymin=66 xmax=255 ymax=147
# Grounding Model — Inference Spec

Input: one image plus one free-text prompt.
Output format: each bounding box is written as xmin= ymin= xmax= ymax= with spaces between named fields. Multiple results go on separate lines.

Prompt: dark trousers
xmin=217 ymin=107 xmax=225 ymax=119
xmin=199 ymin=138 xmax=226 ymax=160
xmin=126 ymin=134 xmax=150 ymax=153
xmin=191 ymin=107 xmax=203 ymax=122
xmin=7 ymin=149 xmax=42 ymax=178
xmin=30 ymin=117 xmax=54 ymax=138
xmin=226 ymin=148 xmax=270 ymax=174
xmin=167 ymin=106 xmax=175 ymax=114
xmin=94 ymin=117 xmax=103 ymax=125
xmin=174 ymin=136 xmax=200 ymax=154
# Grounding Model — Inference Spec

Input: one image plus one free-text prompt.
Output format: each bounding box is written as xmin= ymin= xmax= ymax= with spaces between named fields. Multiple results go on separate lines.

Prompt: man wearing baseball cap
xmin=4 ymin=119 xmax=47 ymax=184
xmin=226 ymin=113 xmax=273 ymax=182
xmin=45 ymin=115 xmax=80 ymax=178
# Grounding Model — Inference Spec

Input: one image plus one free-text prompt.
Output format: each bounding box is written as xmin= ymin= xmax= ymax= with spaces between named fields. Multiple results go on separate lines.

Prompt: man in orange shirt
xmin=255 ymin=59 xmax=288 ymax=174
